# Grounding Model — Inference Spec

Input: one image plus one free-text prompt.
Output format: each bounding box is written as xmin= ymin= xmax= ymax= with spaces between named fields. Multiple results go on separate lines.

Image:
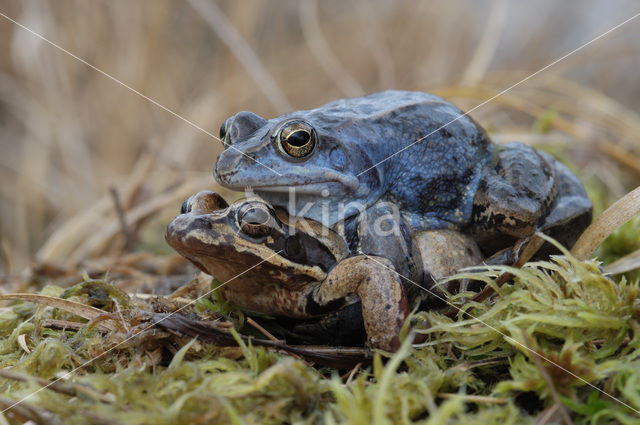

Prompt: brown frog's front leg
xmin=310 ymin=255 xmax=409 ymax=352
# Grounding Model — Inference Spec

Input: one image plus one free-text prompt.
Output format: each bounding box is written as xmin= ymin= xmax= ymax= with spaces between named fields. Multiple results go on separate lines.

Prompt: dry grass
xmin=1 ymin=0 xmax=639 ymax=272
xmin=0 ymin=247 xmax=639 ymax=424
xmin=1 ymin=2 xmax=640 ymax=423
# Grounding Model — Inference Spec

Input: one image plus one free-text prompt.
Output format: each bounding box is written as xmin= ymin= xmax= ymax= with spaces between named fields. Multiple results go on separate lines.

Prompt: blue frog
xmin=214 ymin=90 xmax=592 ymax=257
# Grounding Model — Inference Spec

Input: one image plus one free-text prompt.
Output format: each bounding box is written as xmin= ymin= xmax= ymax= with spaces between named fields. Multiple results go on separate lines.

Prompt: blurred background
xmin=1 ymin=0 xmax=640 ymax=274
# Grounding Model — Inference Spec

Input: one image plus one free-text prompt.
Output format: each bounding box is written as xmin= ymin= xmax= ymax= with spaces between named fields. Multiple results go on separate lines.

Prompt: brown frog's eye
xmin=274 ymin=120 xmax=316 ymax=159
xmin=238 ymin=202 xmax=276 ymax=237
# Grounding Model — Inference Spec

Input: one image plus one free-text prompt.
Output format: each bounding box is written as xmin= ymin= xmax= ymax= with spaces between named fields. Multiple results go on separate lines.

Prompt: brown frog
xmin=166 ymin=191 xmax=483 ymax=351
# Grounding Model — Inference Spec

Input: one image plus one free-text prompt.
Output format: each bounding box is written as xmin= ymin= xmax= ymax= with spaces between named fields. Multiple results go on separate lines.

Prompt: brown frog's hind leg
xmin=534 ymin=153 xmax=593 ymax=257
xmin=310 ymin=255 xmax=409 ymax=352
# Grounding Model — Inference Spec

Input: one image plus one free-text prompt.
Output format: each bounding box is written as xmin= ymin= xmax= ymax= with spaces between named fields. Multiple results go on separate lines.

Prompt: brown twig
xmin=444 ymin=234 xmax=545 ymax=319
xmin=470 ymin=234 xmax=545 ymax=304
xmin=591 ymin=337 xmax=630 ymax=347
xmin=342 ymin=362 xmax=362 ymax=385
xmin=536 ymin=404 xmax=560 ymax=425
xmin=0 ymin=396 xmax=62 ymax=425
xmin=109 ymin=187 xmax=135 ymax=252
xmin=153 ymin=313 xmax=371 ymax=368
xmin=246 ymin=317 xmax=282 ymax=343
xmin=42 ymin=318 xmax=93 ymax=332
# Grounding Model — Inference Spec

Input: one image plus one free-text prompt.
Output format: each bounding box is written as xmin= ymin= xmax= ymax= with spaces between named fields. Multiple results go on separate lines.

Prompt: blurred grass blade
xmin=187 ymin=0 xmax=292 ymax=113
xmin=602 ymin=247 xmax=640 ymax=275
xmin=571 ymin=186 xmax=640 ymax=260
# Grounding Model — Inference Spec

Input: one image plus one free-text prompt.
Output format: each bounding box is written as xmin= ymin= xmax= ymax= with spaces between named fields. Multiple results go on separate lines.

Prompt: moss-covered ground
xmin=0 ymin=224 xmax=639 ymax=424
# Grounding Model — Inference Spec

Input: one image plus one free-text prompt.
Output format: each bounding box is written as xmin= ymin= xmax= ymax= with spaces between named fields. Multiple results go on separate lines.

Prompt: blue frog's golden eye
xmin=274 ymin=120 xmax=316 ymax=158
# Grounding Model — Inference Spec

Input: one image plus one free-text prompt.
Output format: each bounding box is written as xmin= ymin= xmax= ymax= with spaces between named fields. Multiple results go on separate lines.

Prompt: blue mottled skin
xmin=214 ymin=91 xmax=493 ymax=230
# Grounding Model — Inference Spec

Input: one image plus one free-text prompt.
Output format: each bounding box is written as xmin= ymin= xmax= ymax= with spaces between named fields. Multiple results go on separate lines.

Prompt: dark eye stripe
xmin=268 ymin=228 xmax=337 ymax=273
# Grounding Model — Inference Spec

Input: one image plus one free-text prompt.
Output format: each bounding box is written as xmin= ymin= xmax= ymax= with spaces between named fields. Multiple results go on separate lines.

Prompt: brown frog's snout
xmin=164 ymin=216 xmax=184 ymax=253
xmin=181 ymin=190 xmax=229 ymax=215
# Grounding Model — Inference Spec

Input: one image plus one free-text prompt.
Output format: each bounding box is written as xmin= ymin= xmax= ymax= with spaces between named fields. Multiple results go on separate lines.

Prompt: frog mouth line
xmin=253 ymin=182 xmax=356 ymax=195
xmin=217 ymin=168 xmax=360 ymax=194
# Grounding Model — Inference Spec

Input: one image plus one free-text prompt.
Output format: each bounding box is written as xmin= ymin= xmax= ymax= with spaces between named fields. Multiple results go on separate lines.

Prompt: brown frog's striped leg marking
xmin=311 ymin=255 xmax=409 ymax=352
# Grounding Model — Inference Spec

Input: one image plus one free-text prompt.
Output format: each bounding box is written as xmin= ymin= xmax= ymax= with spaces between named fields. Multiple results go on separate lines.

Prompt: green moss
xmin=0 ymin=251 xmax=639 ymax=424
